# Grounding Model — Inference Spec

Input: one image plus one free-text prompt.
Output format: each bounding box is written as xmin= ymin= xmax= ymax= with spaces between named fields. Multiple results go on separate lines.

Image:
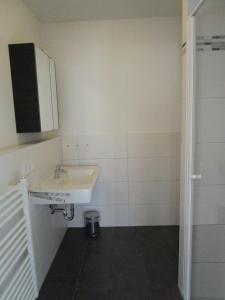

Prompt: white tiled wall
xmin=80 ymin=159 xmax=128 ymax=182
xmin=191 ymin=262 xmax=225 ymax=299
xmin=92 ymin=182 xmax=128 ymax=205
xmin=192 ymin=225 xmax=225 ymax=263
xmin=196 ymin=98 xmax=225 ymax=143
xmin=62 ymin=132 xmax=180 ymax=227
xmin=127 ymin=133 xmax=177 ymax=158
xmin=129 ymin=181 xmax=177 ymax=204
xmin=128 ymin=157 xmax=177 ymax=181
xmin=191 ymin=12 xmax=225 ymax=300
xmin=79 ymin=134 xmax=127 ymax=159
xmin=196 ymin=52 xmax=225 ymax=99
xmin=193 ymin=185 xmax=225 ymax=225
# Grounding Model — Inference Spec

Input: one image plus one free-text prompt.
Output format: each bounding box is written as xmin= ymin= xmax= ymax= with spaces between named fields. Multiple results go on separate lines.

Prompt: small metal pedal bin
xmin=84 ymin=211 xmax=100 ymax=238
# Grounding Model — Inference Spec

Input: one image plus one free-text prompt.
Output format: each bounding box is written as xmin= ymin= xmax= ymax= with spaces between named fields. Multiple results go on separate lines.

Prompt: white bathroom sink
xmin=30 ymin=165 xmax=99 ymax=205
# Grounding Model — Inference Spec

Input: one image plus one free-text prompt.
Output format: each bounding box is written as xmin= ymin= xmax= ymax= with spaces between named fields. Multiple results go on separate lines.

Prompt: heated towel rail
xmin=0 ymin=179 xmax=38 ymax=300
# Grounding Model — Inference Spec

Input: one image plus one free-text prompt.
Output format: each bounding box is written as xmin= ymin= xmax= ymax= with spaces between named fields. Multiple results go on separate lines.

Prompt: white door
xmin=179 ymin=16 xmax=196 ymax=300
xmin=35 ymin=47 xmax=54 ymax=131
xmin=181 ymin=1 xmax=225 ymax=299
xmin=49 ymin=58 xmax=59 ymax=130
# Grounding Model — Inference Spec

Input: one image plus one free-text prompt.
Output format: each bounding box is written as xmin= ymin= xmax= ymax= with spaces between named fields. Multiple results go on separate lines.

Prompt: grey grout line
xmin=76 ymin=135 xmax=80 ymax=162
xmin=78 ymin=156 xmax=177 ymax=159
xmin=196 ymin=141 xmax=225 ymax=144
xmin=73 ymin=239 xmax=91 ymax=300
xmin=82 ymin=203 xmax=179 ymax=207
xmin=193 ymin=224 xmax=225 ymax=227
xmin=192 ymin=261 xmax=225 ymax=264
xmin=125 ymin=134 xmax=131 ymax=226
xmin=194 ymin=183 xmax=225 ymax=186
xmin=63 ymin=133 xmax=179 ymax=227
xmin=197 ymin=97 xmax=225 ymax=100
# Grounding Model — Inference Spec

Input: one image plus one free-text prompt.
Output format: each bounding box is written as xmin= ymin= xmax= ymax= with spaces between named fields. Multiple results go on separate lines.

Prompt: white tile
xmin=197 ymin=13 xmax=225 ymax=37
xmin=128 ymin=157 xmax=176 ymax=181
xmin=62 ymin=135 xmax=79 ymax=160
xmin=176 ymin=181 xmax=180 ymax=203
xmin=192 ymin=225 xmax=225 ymax=262
xmin=144 ymin=157 xmax=177 ymax=181
xmin=197 ymin=51 xmax=225 ymax=99
xmin=78 ymin=134 xmax=127 ymax=159
xmin=176 ymin=135 xmax=181 ymax=180
xmin=91 ymin=182 xmax=128 ymax=205
xmin=129 ymin=203 xmax=179 ymax=226
xmin=193 ymin=185 xmax=225 ymax=225
xmin=79 ymin=159 xmax=128 ymax=182
xmin=195 ymin=143 xmax=225 ymax=185
xmin=196 ymin=98 xmax=225 ymax=143
xmin=62 ymin=159 xmax=80 ymax=166
xmin=98 ymin=205 xmax=129 ymax=227
xmin=127 ymin=132 xmax=177 ymax=158
xmin=191 ymin=263 xmax=225 ymax=299
xmin=129 ymin=181 xmax=177 ymax=204
xmin=68 ymin=204 xmax=128 ymax=227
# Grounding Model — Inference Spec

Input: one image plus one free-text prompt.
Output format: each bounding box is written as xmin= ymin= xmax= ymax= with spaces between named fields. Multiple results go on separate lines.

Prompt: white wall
xmin=0 ymin=0 xmax=66 ymax=291
xmin=41 ymin=17 xmax=181 ymax=135
xmin=0 ymin=138 xmax=66 ymax=290
xmin=0 ymin=0 xmax=40 ymax=149
xmin=0 ymin=0 xmax=58 ymax=150
xmin=41 ymin=17 xmax=182 ymax=227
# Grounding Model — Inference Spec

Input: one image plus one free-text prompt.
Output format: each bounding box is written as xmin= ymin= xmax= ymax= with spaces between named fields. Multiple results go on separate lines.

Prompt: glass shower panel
xmin=191 ymin=1 xmax=225 ymax=299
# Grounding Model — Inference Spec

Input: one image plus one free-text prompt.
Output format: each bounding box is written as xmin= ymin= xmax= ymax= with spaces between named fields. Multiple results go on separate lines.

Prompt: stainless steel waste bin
xmin=84 ymin=211 xmax=100 ymax=238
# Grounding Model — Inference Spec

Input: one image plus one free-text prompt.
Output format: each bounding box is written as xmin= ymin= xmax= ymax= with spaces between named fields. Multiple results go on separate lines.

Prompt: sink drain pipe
xmin=49 ymin=204 xmax=75 ymax=221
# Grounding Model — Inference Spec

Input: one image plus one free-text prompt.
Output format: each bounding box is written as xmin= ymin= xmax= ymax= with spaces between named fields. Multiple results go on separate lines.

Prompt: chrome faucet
xmin=54 ymin=165 xmax=67 ymax=179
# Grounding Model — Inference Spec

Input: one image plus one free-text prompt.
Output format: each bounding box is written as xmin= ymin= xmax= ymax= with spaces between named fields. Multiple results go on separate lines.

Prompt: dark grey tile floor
xmin=38 ymin=226 xmax=183 ymax=300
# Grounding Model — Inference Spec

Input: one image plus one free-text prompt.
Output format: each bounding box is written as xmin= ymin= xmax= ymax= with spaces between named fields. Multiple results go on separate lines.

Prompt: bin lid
xmin=84 ymin=210 xmax=99 ymax=221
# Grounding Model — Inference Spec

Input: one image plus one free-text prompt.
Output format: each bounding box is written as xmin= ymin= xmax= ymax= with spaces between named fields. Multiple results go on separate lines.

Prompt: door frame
xmin=181 ymin=1 xmax=205 ymax=299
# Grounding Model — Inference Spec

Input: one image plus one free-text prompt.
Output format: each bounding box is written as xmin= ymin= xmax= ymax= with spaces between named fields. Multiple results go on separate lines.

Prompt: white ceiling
xmin=22 ymin=0 xmax=181 ymax=23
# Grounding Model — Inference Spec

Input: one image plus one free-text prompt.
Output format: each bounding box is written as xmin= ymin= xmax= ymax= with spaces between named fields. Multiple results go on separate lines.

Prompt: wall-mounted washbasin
xmin=30 ymin=165 xmax=99 ymax=205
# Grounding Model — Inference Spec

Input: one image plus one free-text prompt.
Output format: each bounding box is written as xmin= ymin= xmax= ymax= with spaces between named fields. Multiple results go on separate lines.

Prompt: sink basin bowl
xmin=30 ymin=165 xmax=99 ymax=205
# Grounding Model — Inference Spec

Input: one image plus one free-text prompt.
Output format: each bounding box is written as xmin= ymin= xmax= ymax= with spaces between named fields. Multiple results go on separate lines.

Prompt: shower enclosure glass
xmin=191 ymin=1 xmax=225 ymax=299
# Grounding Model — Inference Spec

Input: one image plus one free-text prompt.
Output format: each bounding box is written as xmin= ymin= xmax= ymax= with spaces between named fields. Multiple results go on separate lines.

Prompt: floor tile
xmin=78 ymin=253 xmax=113 ymax=289
xmin=149 ymin=286 xmax=183 ymax=300
xmin=143 ymin=243 xmax=178 ymax=290
xmin=38 ymin=280 xmax=76 ymax=300
xmin=113 ymin=252 xmax=147 ymax=272
xmin=112 ymin=287 xmax=150 ymax=300
xmin=86 ymin=227 xmax=114 ymax=254
xmin=74 ymin=288 xmax=112 ymax=300
xmin=47 ymin=243 xmax=87 ymax=280
xmin=136 ymin=226 xmax=179 ymax=290
xmin=112 ymin=253 xmax=150 ymax=300
xmin=39 ymin=227 xmax=181 ymax=300
xmin=113 ymin=227 xmax=141 ymax=255
xmin=46 ymin=230 xmax=88 ymax=281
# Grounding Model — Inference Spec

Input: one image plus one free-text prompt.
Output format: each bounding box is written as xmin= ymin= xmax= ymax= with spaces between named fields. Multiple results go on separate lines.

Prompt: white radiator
xmin=0 ymin=179 xmax=38 ymax=300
